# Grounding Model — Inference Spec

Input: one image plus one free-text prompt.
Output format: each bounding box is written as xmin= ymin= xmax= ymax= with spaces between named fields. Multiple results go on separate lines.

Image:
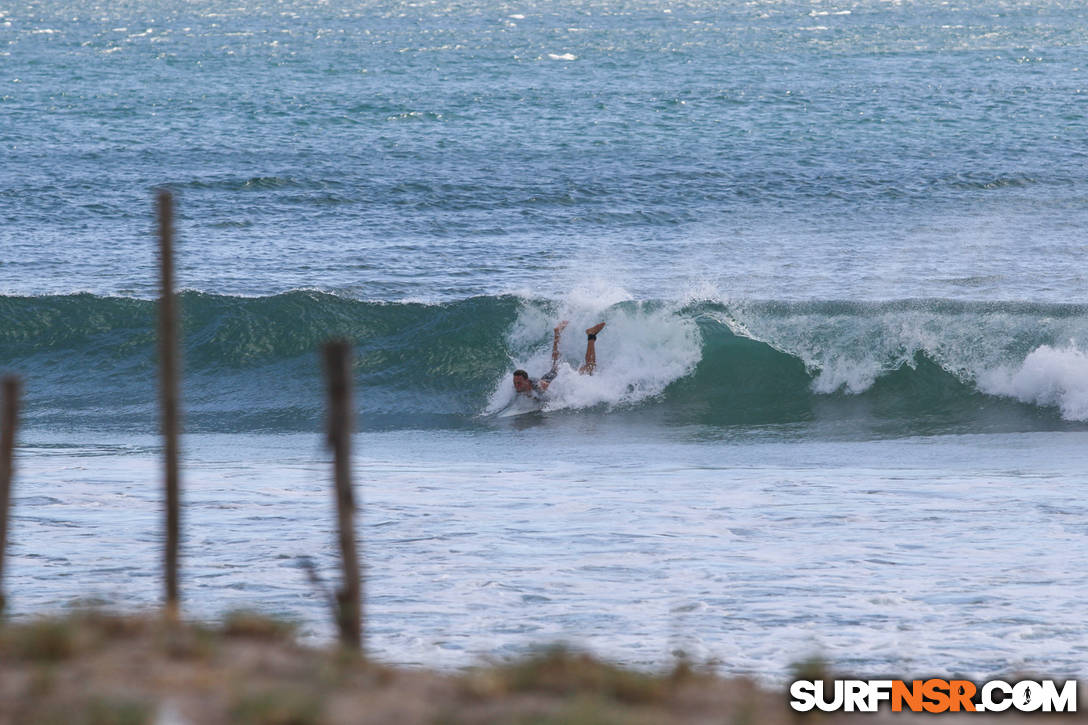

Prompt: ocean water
xmin=3 ymin=0 xmax=1088 ymax=681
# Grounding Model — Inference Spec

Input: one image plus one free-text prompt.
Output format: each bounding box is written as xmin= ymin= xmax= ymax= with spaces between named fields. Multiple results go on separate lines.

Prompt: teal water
xmin=3 ymin=0 xmax=1088 ymax=680
xmin=4 ymin=292 xmax=1088 ymax=434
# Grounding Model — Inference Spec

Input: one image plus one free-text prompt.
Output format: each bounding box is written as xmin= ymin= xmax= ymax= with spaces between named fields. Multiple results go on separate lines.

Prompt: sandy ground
xmin=0 ymin=611 xmax=1081 ymax=725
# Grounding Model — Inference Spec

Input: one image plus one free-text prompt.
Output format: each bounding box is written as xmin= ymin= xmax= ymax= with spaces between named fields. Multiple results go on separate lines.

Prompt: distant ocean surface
xmin=3 ymin=0 xmax=1088 ymax=681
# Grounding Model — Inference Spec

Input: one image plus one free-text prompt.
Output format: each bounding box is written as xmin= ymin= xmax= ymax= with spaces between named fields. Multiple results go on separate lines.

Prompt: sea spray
xmin=979 ymin=344 xmax=1088 ymax=421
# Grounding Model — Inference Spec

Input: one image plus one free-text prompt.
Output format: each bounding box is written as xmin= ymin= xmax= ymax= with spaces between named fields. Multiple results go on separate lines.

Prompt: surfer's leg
xmin=552 ymin=320 xmax=568 ymax=366
xmin=579 ymin=322 xmax=605 ymax=375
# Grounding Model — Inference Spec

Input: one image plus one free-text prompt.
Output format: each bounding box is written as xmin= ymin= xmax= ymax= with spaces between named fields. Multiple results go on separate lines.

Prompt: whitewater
xmin=6 ymin=289 xmax=1088 ymax=433
xmin=4 ymin=0 xmax=1088 ymax=683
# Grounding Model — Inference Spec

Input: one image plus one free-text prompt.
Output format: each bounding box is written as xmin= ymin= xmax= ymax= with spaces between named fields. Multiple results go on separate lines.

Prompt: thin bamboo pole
xmin=157 ymin=189 xmax=181 ymax=619
xmin=323 ymin=339 xmax=361 ymax=650
xmin=0 ymin=375 xmax=20 ymax=616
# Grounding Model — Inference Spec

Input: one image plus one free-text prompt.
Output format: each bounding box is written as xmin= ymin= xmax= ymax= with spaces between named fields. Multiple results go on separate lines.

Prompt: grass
xmin=1 ymin=616 xmax=78 ymax=661
xmin=220 ymin=609 xmax=299 ymax=641
xmin=472 ymin=644 xmax=689 ymax=704
xmin=2 ymin=610 xmax=1066 ymax=724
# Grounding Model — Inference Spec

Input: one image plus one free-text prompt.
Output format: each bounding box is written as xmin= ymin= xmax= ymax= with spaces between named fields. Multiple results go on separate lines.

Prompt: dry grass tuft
xmin=0 ymin=617 xmax=79 ymax=661
xmin=790 ymin=655 xmax=831 ymax=684
xmin=476 ymin=644 xmax=680 ymax=705
xmin=221 ymin=609 xmax=298 ymax=641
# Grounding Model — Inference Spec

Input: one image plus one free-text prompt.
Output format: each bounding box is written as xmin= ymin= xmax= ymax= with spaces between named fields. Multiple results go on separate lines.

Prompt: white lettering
xmin=867 ymin=680 xmax=893 ymax=711
xmin=844 ymin=680 xmax=868 ymax=712
xmin=789 ymin=681 xmax=816 ymax=712
xmin=1041 ymin=680 xmax=1077 ymax=713
xmin=982 ymin=681 xmax=1012 ymax=712
xmin=1013 ymin=681 xmax=1043 ymax=712
xmin=816 ymin=680 xmax=844 ymax=712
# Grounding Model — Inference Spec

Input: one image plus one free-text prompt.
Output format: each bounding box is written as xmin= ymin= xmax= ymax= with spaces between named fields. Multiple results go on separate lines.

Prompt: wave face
xmin=4 ymin=292 xmax=1088 ymax=435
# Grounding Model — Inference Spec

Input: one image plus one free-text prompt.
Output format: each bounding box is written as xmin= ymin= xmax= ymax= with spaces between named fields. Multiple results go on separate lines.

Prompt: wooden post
xmin=0 ymin=376 xmax=20 ymax=616
xmin=157 ymin=189 xmax=181 ymax=619
xmin=323 ymin=339 xmax=361 ymax=650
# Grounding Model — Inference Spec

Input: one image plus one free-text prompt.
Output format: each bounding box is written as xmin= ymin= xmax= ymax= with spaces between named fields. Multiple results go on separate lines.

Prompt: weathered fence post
xmin=157 ymin=189 xmax=181 ymax=620
xmin=0 ymin=375 xmax=20 ymax=616
xmin=323 ymin=339 xmax=361 ymax=650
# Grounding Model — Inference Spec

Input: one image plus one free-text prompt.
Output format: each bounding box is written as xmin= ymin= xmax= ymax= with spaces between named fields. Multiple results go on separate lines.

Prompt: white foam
xmin=811 ymin=358 xmax=883 ymax=395
xmin=979 ymin=344 xmax=1088 ymax=420
xmin=487 ymin=291 xmax=702 ymax=415
xmin=547 ymin=52 xmax=577 ymax=61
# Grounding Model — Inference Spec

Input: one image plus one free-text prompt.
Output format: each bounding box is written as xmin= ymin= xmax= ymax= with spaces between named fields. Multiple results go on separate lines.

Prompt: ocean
xmin=3 ymin=0 xmax=1088 ymax=682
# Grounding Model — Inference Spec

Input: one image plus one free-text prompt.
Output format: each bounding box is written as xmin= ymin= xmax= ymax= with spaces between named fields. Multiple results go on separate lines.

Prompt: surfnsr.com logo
xmin=790 ymin=679 xmax=1077 ymax=713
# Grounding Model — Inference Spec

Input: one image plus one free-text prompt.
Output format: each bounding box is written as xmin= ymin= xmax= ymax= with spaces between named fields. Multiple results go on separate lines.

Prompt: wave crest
xmin=4 ymin=292 xmax=1088 ymax=432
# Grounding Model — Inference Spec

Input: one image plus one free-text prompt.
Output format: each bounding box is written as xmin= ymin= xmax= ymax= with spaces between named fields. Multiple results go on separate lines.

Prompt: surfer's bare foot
xmin=586 ymin=322 xmax=605 ymax=337
xmin=555 ymin=320 xmax=569 ymax=336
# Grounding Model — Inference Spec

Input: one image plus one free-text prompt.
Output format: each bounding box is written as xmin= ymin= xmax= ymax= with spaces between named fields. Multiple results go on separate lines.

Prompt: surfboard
xmin=495 ymin=396 xmax=544 ymax=418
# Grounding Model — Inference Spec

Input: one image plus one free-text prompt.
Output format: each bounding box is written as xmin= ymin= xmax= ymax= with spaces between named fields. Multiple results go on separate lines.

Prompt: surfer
xmin=512 ymin=321 xmax=606 ymax=398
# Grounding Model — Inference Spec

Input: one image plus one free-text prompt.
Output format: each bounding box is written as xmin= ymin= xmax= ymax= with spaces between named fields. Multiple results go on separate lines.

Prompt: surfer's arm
xmin=538 ymin=368 xmax=558 ymax=391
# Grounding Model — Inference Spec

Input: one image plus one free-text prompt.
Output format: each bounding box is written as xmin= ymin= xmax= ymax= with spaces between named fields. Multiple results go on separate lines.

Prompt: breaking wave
xmin=3 ymin=291 xmax=1088 ymax=434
